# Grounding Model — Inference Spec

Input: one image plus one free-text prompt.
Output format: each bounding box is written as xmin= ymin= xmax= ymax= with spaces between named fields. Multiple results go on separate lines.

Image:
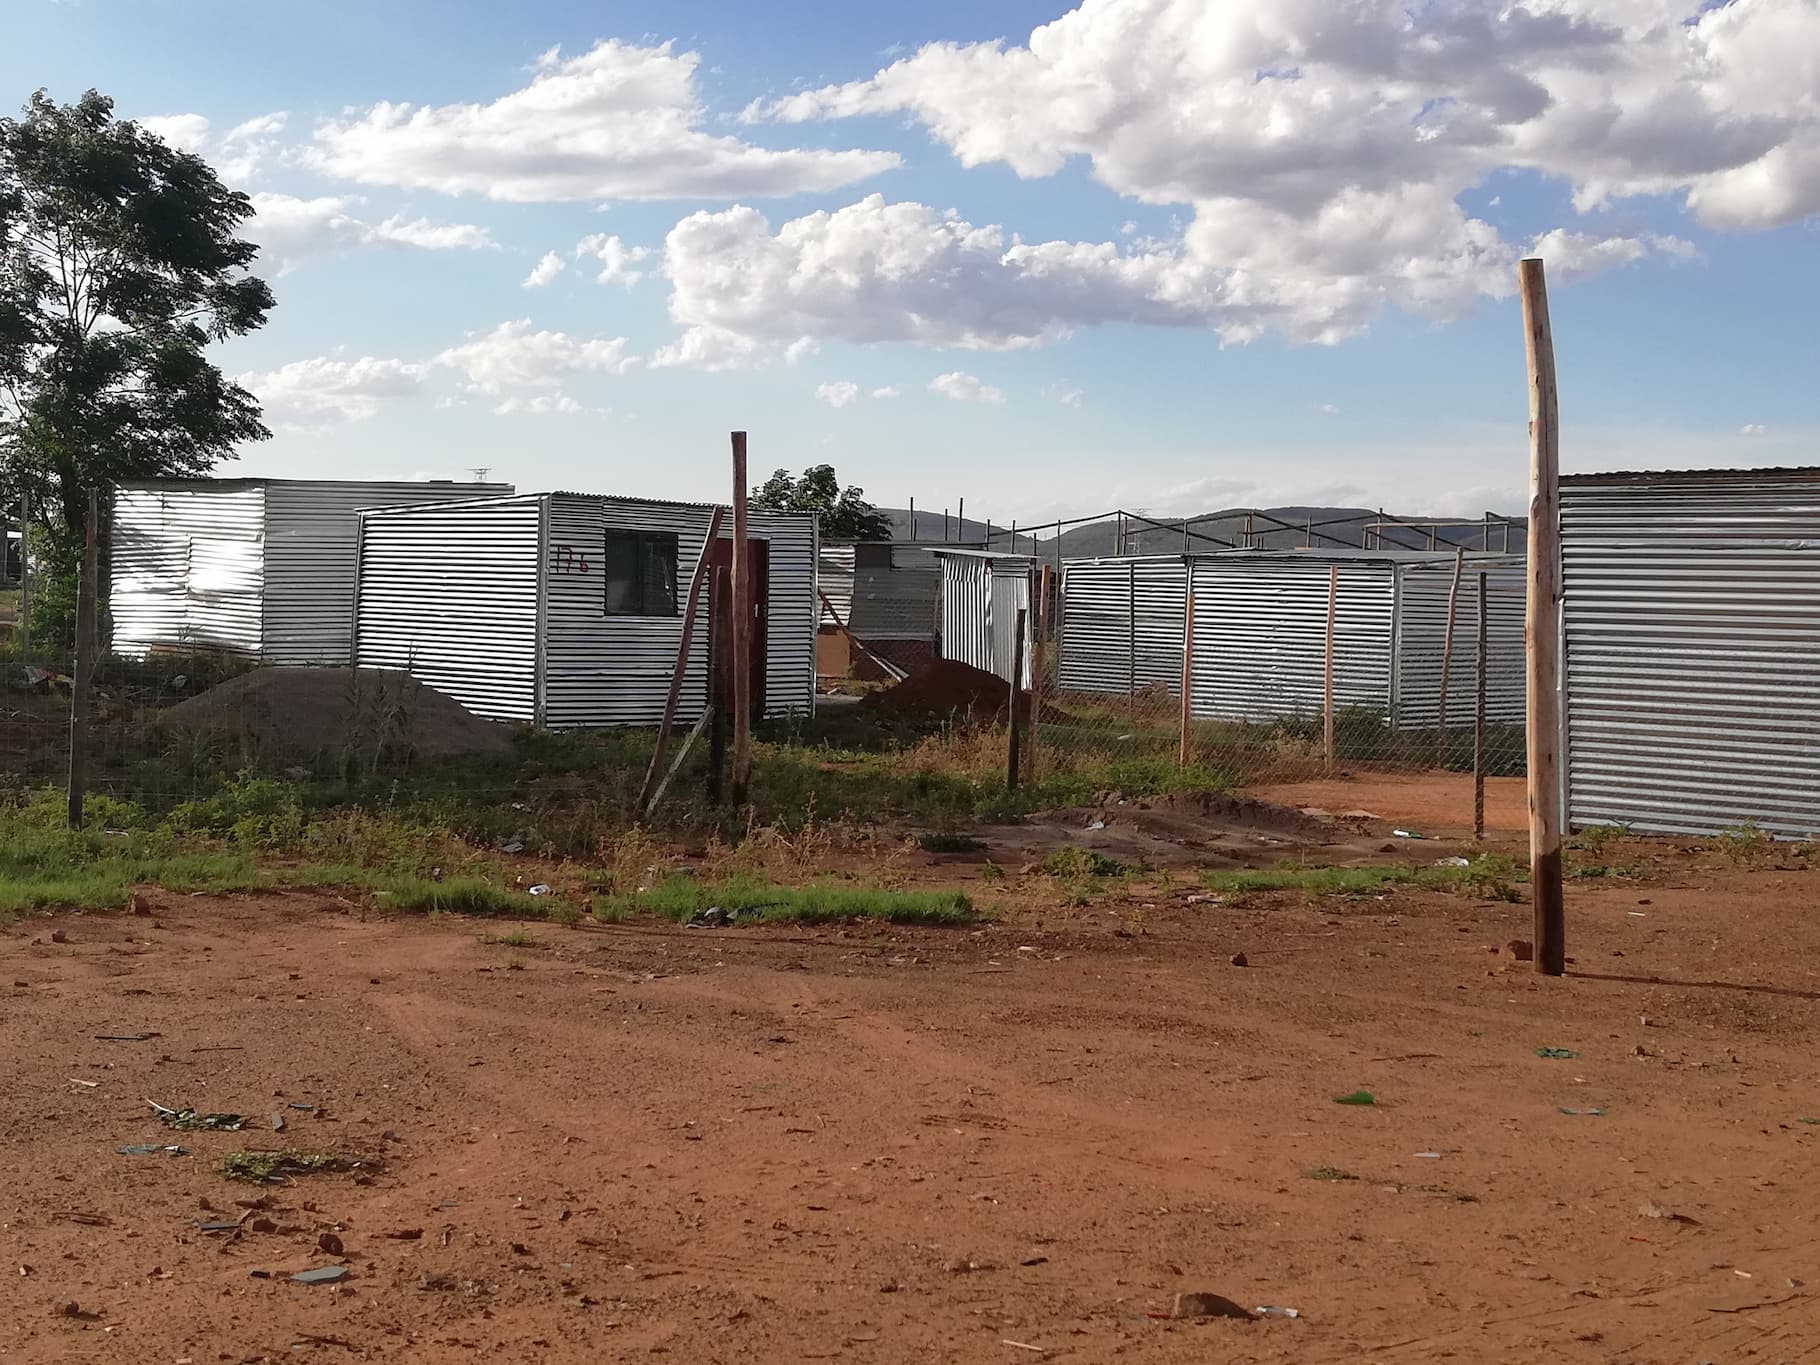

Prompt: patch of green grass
xmin=217 ymin=1150 xmax=356 ymax=1182
xmin=1202 ymin=854 xmax=1526 ymax=902
xmin=380 ymin=877 xmax=525 ymax=915
xmin=592 ymin=874 xmax=975 ymax=926
xmin=1039 ymin=847 xmax=1129 ymax=878
xmin=490 ymin=927 xmax=535 ymax=948
xmin=1307 ymin=1166 xmax=1358 ymax=1181
xmin=1715 ymin=822 xmax=1772 ymax=865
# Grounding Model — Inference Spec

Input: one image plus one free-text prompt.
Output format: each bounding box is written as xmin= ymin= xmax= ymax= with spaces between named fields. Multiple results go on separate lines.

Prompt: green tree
xmin=0 ymin=90 xmax=274 ymax=541
xmin=750 ymin=464 xmax=894 ymax=540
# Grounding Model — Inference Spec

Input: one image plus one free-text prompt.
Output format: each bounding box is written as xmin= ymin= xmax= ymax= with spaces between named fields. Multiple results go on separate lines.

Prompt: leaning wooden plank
xmin=638 ymin=505 xmax=726 ymax=813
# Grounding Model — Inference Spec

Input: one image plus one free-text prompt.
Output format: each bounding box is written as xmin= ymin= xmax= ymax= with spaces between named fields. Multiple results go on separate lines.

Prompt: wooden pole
xmin=67 ymin=488 xmax=98 ymax=830
xmin=638 ymin=506 xmax=725 ymax=814
xmin=1178 ymin=582 xmax=1196 ymax=766
xmin=705 ymin=565 xmax=728 ymax=804
xmin=1323 ymin=564 xmax=1338 ymax=775
xmin=1520 ymin=257 xmax=1565 ymax=977
xmin=1006 ymin=606 xmax=1027 ymax=791
xmin=1028 ymin=565 xmax=1050 ymax=785
xmin=1436 ymin=547 xmax=1465 ymax=768
xmin=1474 ymin=571 xmax=1488 ymax=843
xmin=729 ymin=433 xmax=752 ymax=806
xmin=909 ymin=496 xmax=916 ymax=539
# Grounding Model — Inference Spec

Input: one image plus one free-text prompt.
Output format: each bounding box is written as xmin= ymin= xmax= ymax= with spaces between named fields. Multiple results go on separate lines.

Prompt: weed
xmin=1307 ymin=1166 xmax=1358 ymax=1181
xmin=1202 ymin=855 xmax=1527 ymax=902
xmin=505 ymin=956 xmax=527 ymax=971
xmin=980 ymin=861 xmax=1006 ymax=884
xmin=1570 ymin=823 xmax=1628 ymax=856
xmin=217 ymin=1150 xmax=357 ymax=1182
xmin=1715 ymin=822 xmax=1771 ymax=865
xmin=592 ymin=874 xmax=975 ymax=926
xmin=544 ymin=900 xmax=584 ymax=928
xmin=490 ymin=927 xmax=535 ymax=948
xmin=381 ymin=878 xmax=523 ymax=915
xmin=1039 ymin=848 xmax=1128 ymax=878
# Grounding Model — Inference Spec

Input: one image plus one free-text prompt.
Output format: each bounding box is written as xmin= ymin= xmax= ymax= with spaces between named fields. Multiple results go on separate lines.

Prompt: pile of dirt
xmin=864 ymin=659 xmax=1049 ymax=729
xmin=160 ymin=667 xmax=513 ymax=760
xmin=1094 ymin=789 xmax=1350 ymax=843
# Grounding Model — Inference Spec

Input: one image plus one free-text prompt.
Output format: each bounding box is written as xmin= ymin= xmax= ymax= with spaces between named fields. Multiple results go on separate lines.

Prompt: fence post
xmin=67 ymin=488 xmax=98 ymax=830
xmin=1437 ymin=547 xmax=1465 ymax=768
xmin=1178 ymin=581 xmax=1196 ymax=766
xmin=1006 ymin=607 xmax=1027 ymax=791
xmin=1323 ymin=564 xmax=1338 ymax=776
xmin=1028 ymin=565 xmax=1049 ymax=785
xmin=1520 ymin=256 xmax=1565 ymax=977
xmin=1474 ymin=571 xmax=1488 ymax=842
xmin=729 ymin=432 xmax=752 ymax=807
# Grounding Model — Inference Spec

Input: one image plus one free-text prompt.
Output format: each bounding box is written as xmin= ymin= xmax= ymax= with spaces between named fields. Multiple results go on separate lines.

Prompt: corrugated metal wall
xmin=263 ymin=481 xmax=508 ymax=664
xmin=1056 ymin=557 xmax=1187 ymax=694
xmin=1562 ymin=471 xmax=1820 ymax=837
xmin=542 ymin=495 xmax=816 ymax=728
xmin=1391 ymin=558 xmax=1528 ymax=729
xmin=353 ymin=496 xmax=544 ymax=722
xmin=819 ymin=544 xmax=941 ymax=641
xmin=112 ymin=483 xmax=267 ymax=658
xmin=938 ymin=555 xmax=1033 ymax=684
xmin=1188 ymin=557 xmax=1397 ymax=723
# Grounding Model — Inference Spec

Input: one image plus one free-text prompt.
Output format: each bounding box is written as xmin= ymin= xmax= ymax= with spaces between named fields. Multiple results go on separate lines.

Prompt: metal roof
xmin=1062 ymin=548 xmax=1526 ymax=568
xmin=116 ymin=476 xmax=512 ymax=493
xmin=928 ymin=547 xmax=1038 ymax=562
xmin=1561 ymin=466 xmax=1820 ymax=487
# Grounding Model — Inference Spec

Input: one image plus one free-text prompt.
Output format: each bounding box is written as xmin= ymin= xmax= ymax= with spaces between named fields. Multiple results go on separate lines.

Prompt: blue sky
xmin=9 ymin=0 xmax=1818 ymax=521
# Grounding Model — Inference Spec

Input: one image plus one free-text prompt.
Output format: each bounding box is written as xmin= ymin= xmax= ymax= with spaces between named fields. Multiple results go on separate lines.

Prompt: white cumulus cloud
xmin=139 ymin=111 xmax=288 ymax=182
xmin=308 ymin=39 xmax=900 ymax=203
xmin=654 ymin=192 xmax=1673 ymax=364
xmin=929 ymin=371 xmax=1005 ymax=405
xmin=575 ymin=233 xmax=652 ymax=286
xmin=815 ymin=380 xmax=861 ymax=408
xmin=729 ymin=0 xmax=1807 ymax=348
xmin=871 ymin=385 xmax=901 ymax=399
xmin=1740 ymin=423 xmax=1769 ymax=436
xmin=523 ymin=251 xmax=567 ymax=289
xmin=433 ymin=319 xmax=635 ymax=393
xmin=248 ymin=193 xmax=493 ymax=273
xmin=236 ymin=356 xmax=426 ymax=432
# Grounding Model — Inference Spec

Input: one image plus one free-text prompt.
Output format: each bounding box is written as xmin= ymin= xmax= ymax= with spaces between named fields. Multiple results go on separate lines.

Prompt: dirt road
xmin=5 ymin=867 xmax=1820 ymax=1362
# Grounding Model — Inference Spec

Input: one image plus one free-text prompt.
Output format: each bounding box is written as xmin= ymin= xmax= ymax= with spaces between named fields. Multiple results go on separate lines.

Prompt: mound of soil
xmin=160 ymin=667 xmax=512 ymax=760
xmin=1094 ymin=789 xmax=1350 ymax=843
xmin=864 ymin=659 xmax=1052 ymax=729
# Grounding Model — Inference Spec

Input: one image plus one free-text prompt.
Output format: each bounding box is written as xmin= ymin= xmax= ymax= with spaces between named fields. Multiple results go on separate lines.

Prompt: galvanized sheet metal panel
xmin=542 ymin=495 xmax=817 ymax=729
xmin=353 ymin=497 xmax=543 ymax=722
xmin=111 ymin=484 xmax=266 ymax=658
xmin=262 ymin=481 xmax=508 ymax=664
xmin=819 ymin=544 xmax=940 ymax=641
xmin=1056 ymin=558 xmax=1185 ymax=694
xmin=938 ymin=555 xmax=1032 ymax=683
xmin=1188 ymin=558 xmax=1396 ymax=723
xmin=1562 ymin=473 xmax=1820 ymax=837
xmin=1391 ymin=558 xmax=1527 ymax=730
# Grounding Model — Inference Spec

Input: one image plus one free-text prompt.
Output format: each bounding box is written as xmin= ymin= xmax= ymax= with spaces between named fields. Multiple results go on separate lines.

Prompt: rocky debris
xmin=1499 ymin=939 xmax=1534 ymax=963
xmin=1230 ymin=952 xmax=1249 ymax=968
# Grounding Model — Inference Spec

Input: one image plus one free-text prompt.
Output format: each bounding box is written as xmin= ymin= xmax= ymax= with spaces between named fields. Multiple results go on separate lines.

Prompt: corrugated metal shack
xmin=352 ymin=492 xmax=817 ymax=728
xmin=1561 ymin=467 xmax=1820 ymax=837
xmin=933 ymin=549 xmax=1035 ymax=686
xmin=816 ymin=540 xmax=948 ymax=677
xmin=111 ymin=477 xmax=511 ymax=663
xmin=1056 ymin=549 xmax=1527 ymax=728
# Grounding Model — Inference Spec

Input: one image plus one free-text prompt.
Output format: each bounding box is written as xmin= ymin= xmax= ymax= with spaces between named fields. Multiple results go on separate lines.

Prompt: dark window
xmin=853 ymin=542 xmax=893 ymax=570
xmin=603 ymin=530 xmax=679 ymax=616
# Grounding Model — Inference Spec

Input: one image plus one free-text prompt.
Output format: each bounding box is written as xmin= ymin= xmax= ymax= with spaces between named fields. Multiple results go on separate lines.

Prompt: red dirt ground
xmin=6 ymin=848 xmax=1820 ymax=1362
xmin=1254 ymin=771 xmax=1531 ymax=839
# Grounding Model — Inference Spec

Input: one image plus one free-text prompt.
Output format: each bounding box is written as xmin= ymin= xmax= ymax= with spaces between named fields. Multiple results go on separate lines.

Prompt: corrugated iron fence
xmin=1021 ymin=550 xmax=1529 ymax=792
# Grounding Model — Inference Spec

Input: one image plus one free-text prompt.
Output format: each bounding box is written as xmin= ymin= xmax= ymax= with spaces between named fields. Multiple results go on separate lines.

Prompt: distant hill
xmin=874 ymin=505 xmax=1522 ymax=557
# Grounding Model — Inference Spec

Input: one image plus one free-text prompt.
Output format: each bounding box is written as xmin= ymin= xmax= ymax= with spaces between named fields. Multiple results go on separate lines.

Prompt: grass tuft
xmin=592 ymin=874 xmax=975 ymax=926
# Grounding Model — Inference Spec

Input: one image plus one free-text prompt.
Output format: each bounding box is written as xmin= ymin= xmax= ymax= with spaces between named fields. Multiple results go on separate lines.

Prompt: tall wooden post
xmin=729 ymin=432 xmax=752 ymax=807
xmin=1436 ymin=547 xmax=1465 ymax=768
xmin=1323 ymin=564 xmax=1338 ymax=776
xmin=67 ymin=488 xmax=98 ymax=830
xmin=1006 ymin=607 xmax=1027 ymax=791
xmin=1474 ymin=571 xmax=1488 ymax=843
xmin=1520 ymin=257 xmax=1565 ymax=977
xmin=1178 ymin=582 xmax=1196 ymax=766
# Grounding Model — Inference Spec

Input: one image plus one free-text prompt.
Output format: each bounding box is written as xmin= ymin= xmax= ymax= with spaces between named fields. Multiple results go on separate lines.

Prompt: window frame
xmin=601 ymin=529 xmax=680 ymax=618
